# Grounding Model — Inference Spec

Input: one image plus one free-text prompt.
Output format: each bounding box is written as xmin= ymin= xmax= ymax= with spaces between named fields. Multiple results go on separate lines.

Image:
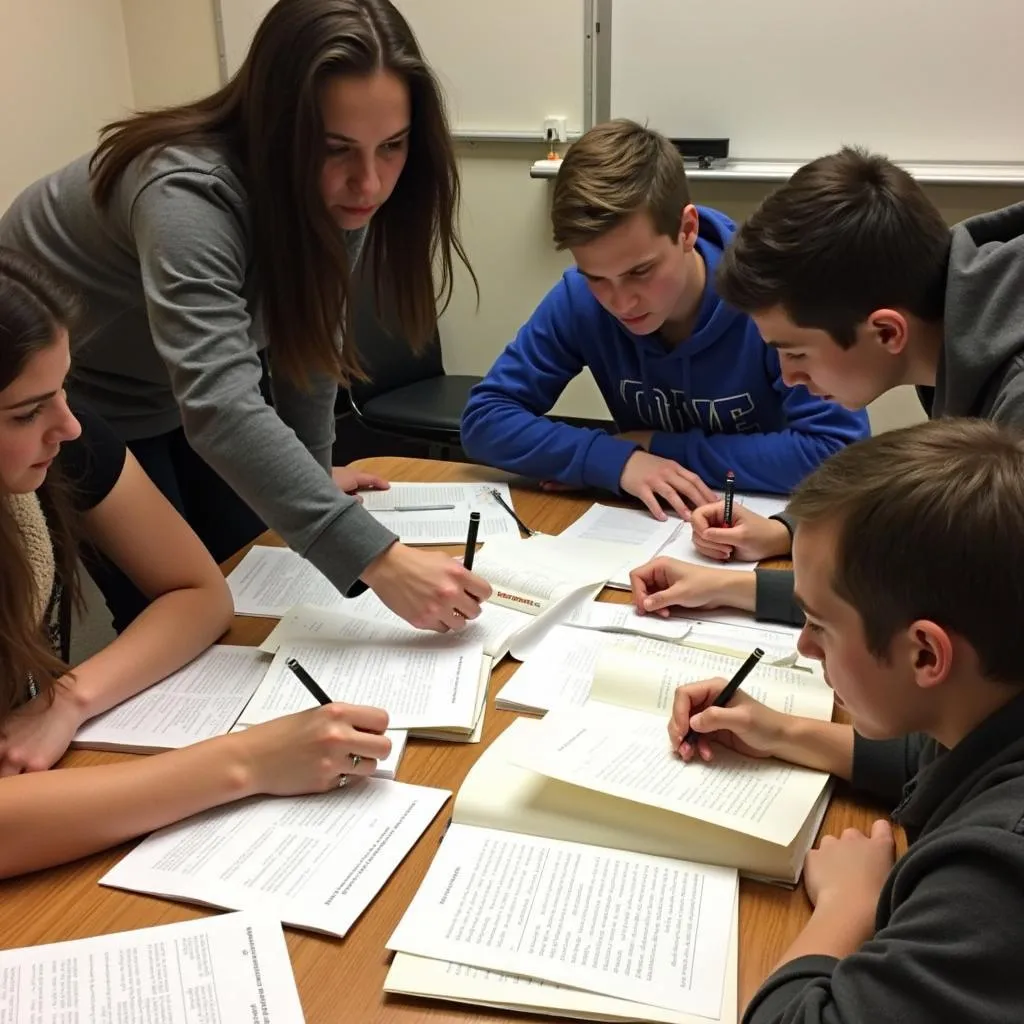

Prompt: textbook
xmin=385 ymin=718 xmax=739 ymax=1019
xmin=491 ymin=640 xmax=833 ymax=884
xmin=0 ymin=912 xmax=305 ymax=1023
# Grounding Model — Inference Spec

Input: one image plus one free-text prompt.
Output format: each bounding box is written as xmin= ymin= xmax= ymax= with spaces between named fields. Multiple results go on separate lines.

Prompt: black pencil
xmin=285 ymin=657 xmax=331 ymax=706
xmin=463 ymin=511 xmax=481 ymax=570
xmin=682 ymin=647 xmax=765 ymax=748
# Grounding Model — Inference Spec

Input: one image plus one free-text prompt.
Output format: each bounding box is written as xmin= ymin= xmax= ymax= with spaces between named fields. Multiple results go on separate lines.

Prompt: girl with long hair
xmin=0 ymin=247 xmax=390 ymax=876
xmin=0 ymin=0 xmax=489 ymax=634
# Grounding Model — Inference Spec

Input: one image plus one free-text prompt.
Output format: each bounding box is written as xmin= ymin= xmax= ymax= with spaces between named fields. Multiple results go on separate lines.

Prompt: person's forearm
xmin=713 ymin=572 xmax=757 ymax=612
xmin=62 ymin=584 xmax=234 ymax=722
xmin=775 ymin=718 xmax=855 ymax=781
xmin=773 ymin=898 xmax=875 ymax=970
xmin=0 ymin=732 xmax=257 ymax=878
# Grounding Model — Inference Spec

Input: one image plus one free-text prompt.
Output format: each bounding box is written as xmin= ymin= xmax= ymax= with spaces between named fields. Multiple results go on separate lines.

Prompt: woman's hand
xmin=691 ymin=500 xmax=792 ymax=562
xmin=0 ymin=686 xmax=87 ymax=776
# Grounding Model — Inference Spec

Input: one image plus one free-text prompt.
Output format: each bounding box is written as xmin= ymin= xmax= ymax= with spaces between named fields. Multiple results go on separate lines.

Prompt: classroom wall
xmin=0 ymin=0 xmax=135 ymax=210
xmin=5 ymin=4 xmax=1023 ymax=435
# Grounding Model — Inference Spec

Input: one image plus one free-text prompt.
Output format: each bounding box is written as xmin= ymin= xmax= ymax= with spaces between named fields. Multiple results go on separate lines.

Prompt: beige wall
xmin=0 ymin=0 xmax=134 ymax=209
xmin=120 ymin=0 xmax=221 ymax=109
xmin=6 ymin=3 xmax=1023 ymax=436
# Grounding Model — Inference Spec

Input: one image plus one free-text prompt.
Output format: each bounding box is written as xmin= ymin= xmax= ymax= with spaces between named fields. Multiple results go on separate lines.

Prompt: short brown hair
xmin=551 ymin=119 xmax=690 ymax=250
xmin=717 ymin=147 xmax=950 ymax=348
xmin=788 ymin=418 xmax=1024 ymax=684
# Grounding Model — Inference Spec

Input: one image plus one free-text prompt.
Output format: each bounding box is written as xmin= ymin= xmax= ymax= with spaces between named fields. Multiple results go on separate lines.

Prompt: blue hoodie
xmin=461 ymin=206 xmax=869 ymax=495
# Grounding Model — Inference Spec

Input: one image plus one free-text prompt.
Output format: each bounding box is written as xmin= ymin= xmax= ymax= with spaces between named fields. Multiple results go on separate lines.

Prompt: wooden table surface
xmin=0 ymin=457 xmax=895 ymax=1023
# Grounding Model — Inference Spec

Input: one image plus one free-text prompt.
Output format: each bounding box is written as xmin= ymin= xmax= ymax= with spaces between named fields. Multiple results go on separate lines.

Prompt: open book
xmin=0 ymin=912 xmax=305 ymax=1023
xmin=101 ymin=778 xmax=449 ymax=938
xmin=385 ymin=718 xmax=738 ymax=1021
xmin=494 ymin=641 xmax=833 ymax=883
xmin=239 ymin=631 xmax=490 ymax=740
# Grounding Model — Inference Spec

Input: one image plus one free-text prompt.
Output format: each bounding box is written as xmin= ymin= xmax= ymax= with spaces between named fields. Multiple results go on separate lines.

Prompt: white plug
xmin=543 ymin=116 xmax=568 ymax=144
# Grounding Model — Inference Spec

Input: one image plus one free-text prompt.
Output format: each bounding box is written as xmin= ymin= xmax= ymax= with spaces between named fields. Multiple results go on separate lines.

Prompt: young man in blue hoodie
xmin=460 ymin=120 xmax=869 ymax=519
xmin=630 ymin=148 xmax=1024 ymax=623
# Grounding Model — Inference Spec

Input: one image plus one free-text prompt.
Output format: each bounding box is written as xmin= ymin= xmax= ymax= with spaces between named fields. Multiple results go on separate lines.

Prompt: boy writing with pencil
xmin=632 ymin=148 xmax=1024 ymax=621
xmin=460 ymin=120 xmax=868 ymax=520
xmin=670 ymin=418 xmax=1024 ymax=1023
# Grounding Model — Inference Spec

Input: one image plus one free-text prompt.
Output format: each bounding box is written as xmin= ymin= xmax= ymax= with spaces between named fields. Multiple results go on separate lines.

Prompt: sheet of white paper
xmin=260 ymin=596 xmax=532 ymax=663
xmin=520 ymin=702 xmax=829 ymax=846
xmin=565 ymin=599 xmax=693 ymax=641
xmin=227 ymin=546 xmax=345 ymax=617
xmin=385 ymin=892 xmax=739 ymax=1024
xmin=229 ymin=723 xmax=408 ymax=779
xmin=360 ymin=481 xmax=514 ymax=511
xmin=102 ymin=779 xmax=450 ymax=938
xmin=683 ymin=619 xmax=802 ymax=665
xmin=495 ymin=626 xmax=681 ymax=714
xmin=0 ymin=912 xmax=305 ymax=1024
xmin=72 ymin=646 xmax=269 ymax=753
xmin=240 ymin=638 xmax=483 ymax=731
xmin=388 ymin=824 xmax=736 ymax=1016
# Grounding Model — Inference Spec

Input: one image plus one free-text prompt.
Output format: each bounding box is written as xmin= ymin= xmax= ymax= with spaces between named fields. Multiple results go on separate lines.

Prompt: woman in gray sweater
xmin=0 ymin=0 xmax=490 ymax=632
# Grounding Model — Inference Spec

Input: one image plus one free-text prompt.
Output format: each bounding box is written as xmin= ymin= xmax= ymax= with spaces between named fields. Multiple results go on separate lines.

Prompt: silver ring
xmin=349 ymin=754 xmax=362 ymax=770
xmin=337 ymin=775 xmax=349 ymax=789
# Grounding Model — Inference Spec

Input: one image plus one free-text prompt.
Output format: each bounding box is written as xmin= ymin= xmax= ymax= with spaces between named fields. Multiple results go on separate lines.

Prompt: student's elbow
xmin=203 ymin=574 xmax=235 ymax=637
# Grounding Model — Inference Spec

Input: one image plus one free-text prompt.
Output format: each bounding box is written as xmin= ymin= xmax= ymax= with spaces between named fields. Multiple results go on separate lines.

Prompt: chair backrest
xmin=348 ymin=276 xmax=445 ymax=406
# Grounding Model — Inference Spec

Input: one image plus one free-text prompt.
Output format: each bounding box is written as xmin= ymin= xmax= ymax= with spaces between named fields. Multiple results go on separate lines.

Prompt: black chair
xmin=343 ymin=286 xmax=482 ymax=459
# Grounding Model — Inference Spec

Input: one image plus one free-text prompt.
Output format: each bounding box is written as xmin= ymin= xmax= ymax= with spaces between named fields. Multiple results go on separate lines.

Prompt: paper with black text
xmin=101 ymin=779 xmax=450 ymax=938
xmin=591 ymin=644 xmax=835 ymax=721
xmin=239 ymin=637 xmax=484 ymax=731
xmin=565 ymin=598 xmax=693 ymax=641
xmin=683 ymin=618 xmax=802 ymax=665
xmin=227 ymin=546 xmax=345 ymax=617
xmin=518 ymin=701 xmax=830 ymax=846
xmin=384 ymin=891 xmax=739 ymax=1024
xmin=0 ymin=912 xmax=305 ymax=1023
xmin=387 ymin=824 xmax=736 ymax=1016
xmin=72 ymin=646 xmax=268 ymax=754
xmin=261 ymin=595 xmax=533 ymax=662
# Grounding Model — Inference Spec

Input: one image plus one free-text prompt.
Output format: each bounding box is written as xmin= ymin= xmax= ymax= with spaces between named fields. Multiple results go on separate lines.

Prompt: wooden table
xmin=0 ymin=457 xmax=896 ymax=1023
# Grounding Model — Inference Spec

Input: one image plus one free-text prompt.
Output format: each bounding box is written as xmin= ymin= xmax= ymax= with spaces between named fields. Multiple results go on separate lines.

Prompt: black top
xmin=59 ymin=402 xmax=126 ymax=511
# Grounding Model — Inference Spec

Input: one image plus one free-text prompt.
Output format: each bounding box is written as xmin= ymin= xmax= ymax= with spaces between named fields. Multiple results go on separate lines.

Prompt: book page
xmin=260 ymin=595 xmax=533 ymax=662
xmin=72 ymin=646 xmax=269 ymax=754
xmin=683 ymin=619 xmax=802 ymax=666
xmin=360 ymin=481 xmax=515 ymax=511
xmin=452 ymin=720 xmax=801 ymax=883
xmin=385 ymin=891 xmax=738 ymax=1024
xmin=366 ymin=510 xmax=519 ymax=544
xmin=475 ymin=536 xmax=631 ymax=613
xmin=591 ymin=644 xmax=835 ymax=721
xmin=0 ymin=912 xmax=305 ymax=1024
xmin=101 ymin=779 xmax=450 ymax=938
xmin=227 ymin=546 xmax=345 ymax=617
xmin=388 ymin=824 xmax=736 ymax=1017
xmin=518 ymin=702 xmax=830 ymax=846
xmin=239 ymin=638 xmax=483 ymax=731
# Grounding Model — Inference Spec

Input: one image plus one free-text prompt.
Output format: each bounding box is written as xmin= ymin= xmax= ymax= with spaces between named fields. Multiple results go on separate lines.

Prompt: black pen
xmin=488 ymin=488 xmax=535 ymax=536
xmin=682 ymin=647 xmax=765 ymax=748
xmin=463 ymin=511 xmax=481 ymax=570
xmin=723 ymin=470 xmax=736 ymax=527
xmin=285 ymin=657 xmax=331 ymax=706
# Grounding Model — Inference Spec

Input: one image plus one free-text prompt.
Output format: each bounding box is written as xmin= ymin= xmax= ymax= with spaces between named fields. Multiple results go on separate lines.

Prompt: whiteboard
xmin=216 ymin=0 xmax=585 ymax=136
xmin=610 ymin=0 xmax=1024 ymax=164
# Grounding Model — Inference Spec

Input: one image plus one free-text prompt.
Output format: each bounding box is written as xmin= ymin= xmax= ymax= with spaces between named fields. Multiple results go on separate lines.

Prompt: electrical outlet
xmin=543 ymin=116 xmax=568 ymax=143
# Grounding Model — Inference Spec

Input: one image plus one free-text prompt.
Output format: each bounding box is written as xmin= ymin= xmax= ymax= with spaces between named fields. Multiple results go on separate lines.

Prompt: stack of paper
xmin=72 ymin=646 xmax=269 ymax=754
xmin=101 ymin=778 xmax=450 ymax=937
xmin=0 ymin=912 xmax=305 ymax=1023
xmin=361 ymin=481 xmax=523 ymax=544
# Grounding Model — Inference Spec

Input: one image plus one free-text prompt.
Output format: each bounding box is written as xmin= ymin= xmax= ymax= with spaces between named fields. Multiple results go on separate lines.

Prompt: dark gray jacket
xmin=745 ymin=690 xmax=1024 ymax=1024
xmin=754 ymin=201 xmax=1024 ymax=626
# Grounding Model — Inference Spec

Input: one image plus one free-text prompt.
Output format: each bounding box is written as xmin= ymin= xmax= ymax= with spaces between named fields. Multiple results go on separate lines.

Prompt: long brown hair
xmin=0 ymin=249 xmax=82 ymax=721
xmin=90 ymin=0 xmax=476 ymax=387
